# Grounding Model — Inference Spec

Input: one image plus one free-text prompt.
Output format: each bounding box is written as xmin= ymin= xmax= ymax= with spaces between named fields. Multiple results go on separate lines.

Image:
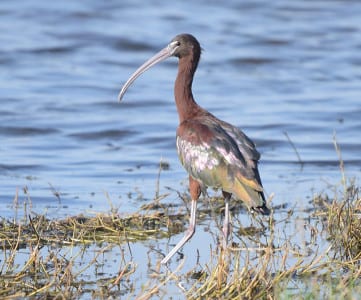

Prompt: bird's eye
xmin=169 ymin=40 xmax=181 ymax=51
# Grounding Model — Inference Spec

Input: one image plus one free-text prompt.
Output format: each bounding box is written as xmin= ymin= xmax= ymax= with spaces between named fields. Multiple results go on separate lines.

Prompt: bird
xmin=118 ymin=33 xmax=270 ymax=264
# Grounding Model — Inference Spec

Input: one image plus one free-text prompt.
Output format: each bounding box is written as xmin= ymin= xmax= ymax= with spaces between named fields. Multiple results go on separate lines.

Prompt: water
xmin=0 ymin=0 xmax=360 ymax=296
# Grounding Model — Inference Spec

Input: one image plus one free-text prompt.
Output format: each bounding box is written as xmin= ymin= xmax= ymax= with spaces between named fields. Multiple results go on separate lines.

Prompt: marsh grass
xmin=1 ymin=176 xmax=361 ymax=299
xmin=156 ymin=176 xmax=361 ymax=300
xmin=313 ymin=179 xmax=361 ymax=262
xmin=0 ymin=211 xmax=161 ymax=299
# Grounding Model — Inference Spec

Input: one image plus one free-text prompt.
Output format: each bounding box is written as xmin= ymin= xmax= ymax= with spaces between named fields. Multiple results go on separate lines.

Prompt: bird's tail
xmin=232 ymin=176 xmax=270 ymax=215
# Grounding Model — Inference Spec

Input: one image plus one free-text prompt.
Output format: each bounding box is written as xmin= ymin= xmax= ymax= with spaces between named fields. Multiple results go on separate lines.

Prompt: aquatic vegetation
xmin=0 ymin=178 xmax=360 ymax=299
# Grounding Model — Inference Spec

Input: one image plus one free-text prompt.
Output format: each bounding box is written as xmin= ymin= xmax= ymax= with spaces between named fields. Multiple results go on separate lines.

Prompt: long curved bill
xmin=118 ymin=46 xmax=173 ymax=102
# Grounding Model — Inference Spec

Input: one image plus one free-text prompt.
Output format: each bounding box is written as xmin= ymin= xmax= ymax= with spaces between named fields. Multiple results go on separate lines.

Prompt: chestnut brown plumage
xmin=118 ymin=33 xmax=269 ymax=264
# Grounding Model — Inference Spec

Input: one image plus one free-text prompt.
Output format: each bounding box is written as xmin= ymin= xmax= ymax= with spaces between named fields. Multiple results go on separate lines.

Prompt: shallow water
xmin=0 ymin=0 xmax=360 ymax=296
xmin=1 ymin=0 xmax=360 ymax=217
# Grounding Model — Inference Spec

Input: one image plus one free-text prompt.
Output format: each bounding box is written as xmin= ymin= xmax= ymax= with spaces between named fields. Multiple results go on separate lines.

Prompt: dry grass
xmin=140 ymin=177 xmax=361 ymax=300
xmin=0 ymin=177 xmax=360 ymax=299
xmin=0 ymin=212 xmax=165 ymax=299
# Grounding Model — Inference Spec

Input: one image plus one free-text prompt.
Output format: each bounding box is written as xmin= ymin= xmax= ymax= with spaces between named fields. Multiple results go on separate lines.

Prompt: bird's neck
xmin=174 ymin=56 xmax=201 ymax=123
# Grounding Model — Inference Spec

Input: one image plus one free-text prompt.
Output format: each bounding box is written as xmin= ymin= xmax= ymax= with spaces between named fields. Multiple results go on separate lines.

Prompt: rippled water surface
xmin=0 ymin=1 xmax=360 ymax=295
xmin=1 ymin=0 xmax=360 ymax=217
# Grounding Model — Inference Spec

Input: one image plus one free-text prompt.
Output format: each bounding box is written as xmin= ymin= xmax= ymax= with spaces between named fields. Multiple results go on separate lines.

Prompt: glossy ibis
xmin=118 ymin=34 xmax=270 ymax=264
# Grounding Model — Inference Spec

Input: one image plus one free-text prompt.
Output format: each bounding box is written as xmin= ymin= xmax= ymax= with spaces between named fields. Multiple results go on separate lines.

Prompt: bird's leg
xmin=161 ymin=199 xmax=197 ymax=264
xmin=222 ymin=191 xmax=231 ymax=249
xmin=161 ymin=177 xmax=201 ymax=264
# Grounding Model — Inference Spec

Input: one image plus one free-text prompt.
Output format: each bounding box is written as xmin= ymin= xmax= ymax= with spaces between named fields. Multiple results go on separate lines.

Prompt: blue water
xmin=0 ymin=1 xmax=360 ymax=296
xmin=1 ymin=1 xmax=359 ymax=218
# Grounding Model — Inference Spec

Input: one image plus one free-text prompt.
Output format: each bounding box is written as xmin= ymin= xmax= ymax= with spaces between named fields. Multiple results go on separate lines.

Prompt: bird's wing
xmin=176 ymin=115 xmax=263 ymax=191
xmin=215 ymin=118 xmax=264 ymax=192
xmin=217 ymin=118 xmax=260 ymax=162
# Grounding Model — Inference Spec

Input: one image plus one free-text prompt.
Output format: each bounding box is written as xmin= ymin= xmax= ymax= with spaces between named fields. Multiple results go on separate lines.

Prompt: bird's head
xmin=118 ymin=33 xmax=201 ymax=102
